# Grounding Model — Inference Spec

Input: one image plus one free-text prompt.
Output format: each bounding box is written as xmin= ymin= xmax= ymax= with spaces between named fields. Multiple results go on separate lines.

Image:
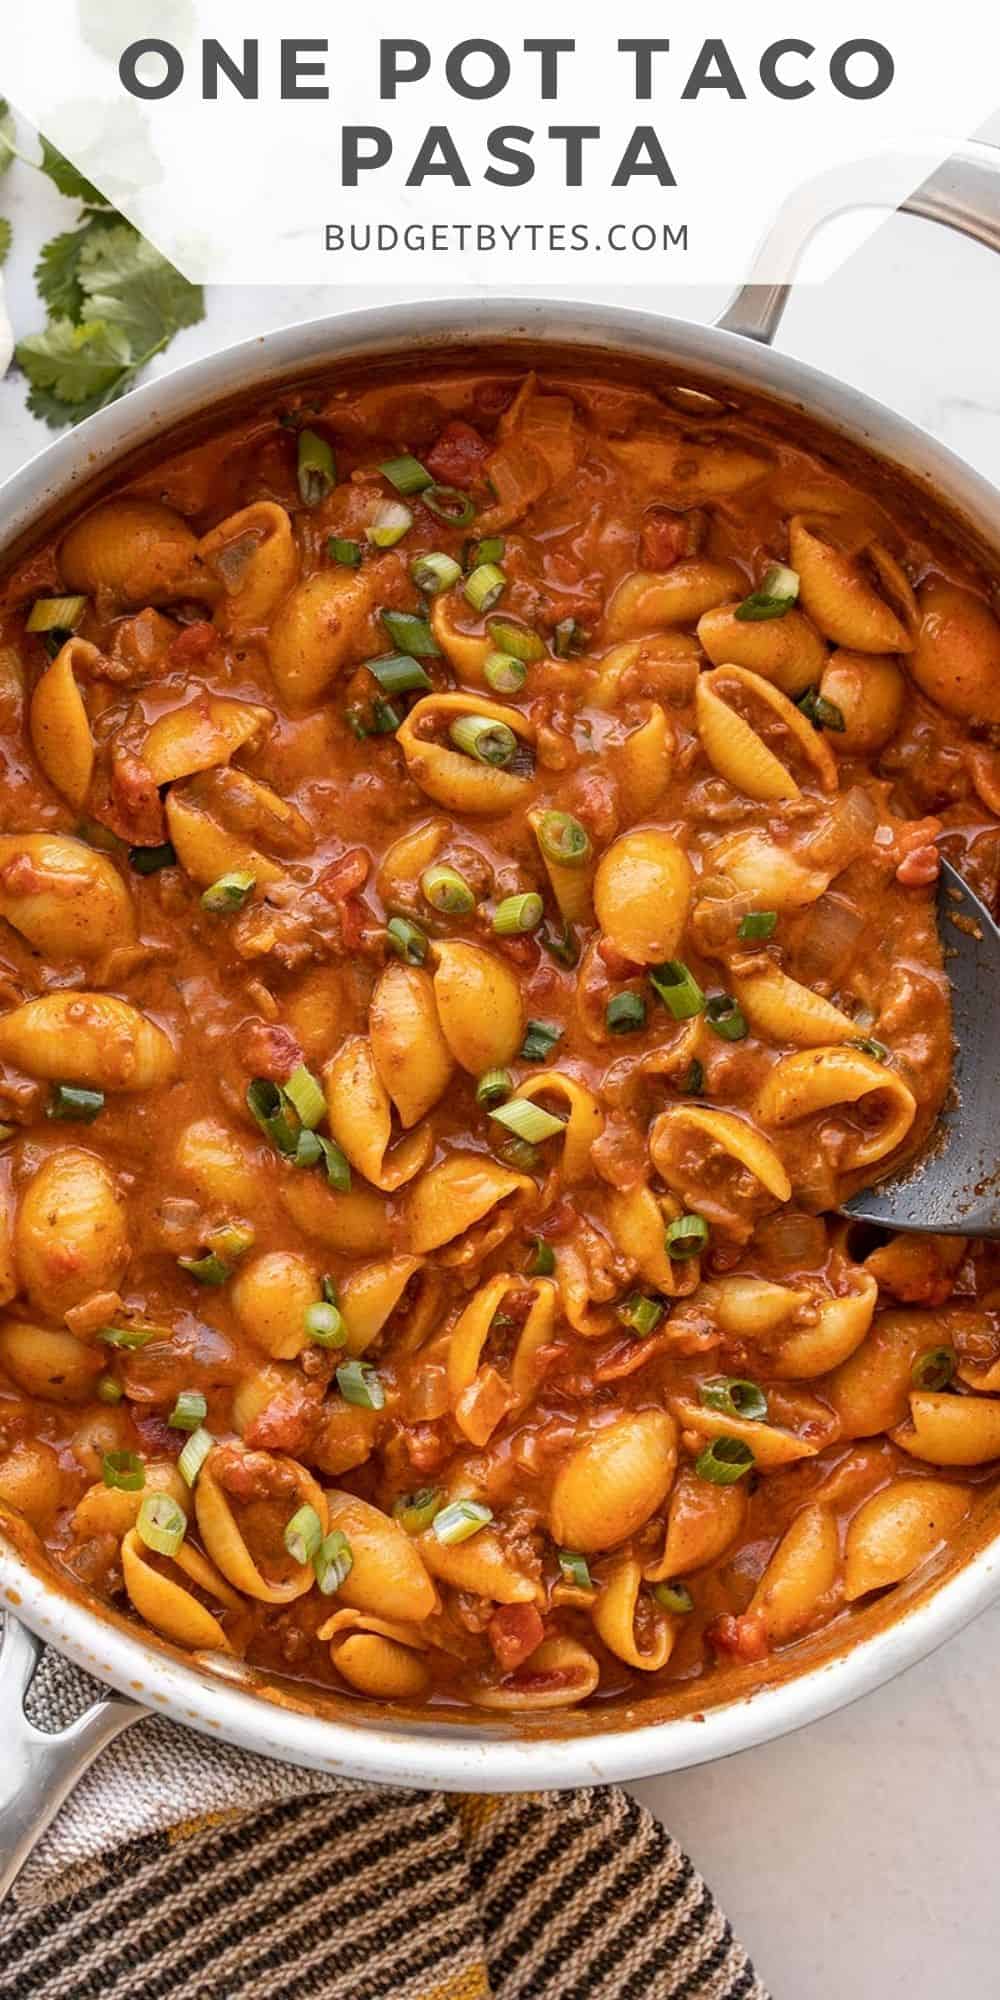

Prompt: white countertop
xmin=2 ymin=155 xmax=999 ymax=2000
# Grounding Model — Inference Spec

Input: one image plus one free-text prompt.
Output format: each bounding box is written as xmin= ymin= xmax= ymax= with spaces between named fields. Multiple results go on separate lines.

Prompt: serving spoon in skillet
xmin=841 ymin=858 xmax=1000 ymax=1236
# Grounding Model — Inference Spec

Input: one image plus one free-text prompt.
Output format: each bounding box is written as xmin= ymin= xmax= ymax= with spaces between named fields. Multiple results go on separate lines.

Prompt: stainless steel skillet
xmin=2 ymin=139 xmax=1000 ymax=1897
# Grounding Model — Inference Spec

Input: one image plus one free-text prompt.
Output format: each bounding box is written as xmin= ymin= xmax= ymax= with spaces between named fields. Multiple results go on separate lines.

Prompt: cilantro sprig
xmin=0 ymin=96 xmax=204 ymax=428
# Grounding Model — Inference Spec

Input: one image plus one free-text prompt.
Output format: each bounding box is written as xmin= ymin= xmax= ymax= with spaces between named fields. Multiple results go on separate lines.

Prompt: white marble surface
xmin=2 ymin=153 xmax=1000 ymax=2000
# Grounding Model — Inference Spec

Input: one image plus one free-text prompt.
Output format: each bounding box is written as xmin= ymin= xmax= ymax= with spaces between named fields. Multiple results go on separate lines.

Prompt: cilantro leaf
xmin=16 ymin=317 xmax=131 ymax=413
xmin=0 ymin=101 xmax=15 ymax=177
xmin=78 ymin=225 xmax=204 ymax=358
xmin=38 ymin=135 xmax=110 ymax=207
xmin=0 ymin=218 xmax=10 ymax=266
xmin=34 ymin=214 xmax=120 ymax=321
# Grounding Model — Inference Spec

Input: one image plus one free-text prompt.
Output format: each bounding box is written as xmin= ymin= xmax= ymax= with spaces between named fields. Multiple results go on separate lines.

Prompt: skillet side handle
xmin=718 ymin=139 xmax=1000 ymax=346
xmin=0 ymin=1617 xmax=145 ymax=1905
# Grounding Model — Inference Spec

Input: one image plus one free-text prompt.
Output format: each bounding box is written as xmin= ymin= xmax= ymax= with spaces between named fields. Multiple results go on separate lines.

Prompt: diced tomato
xmin=424 ymin=420 xmax=491 ymax=489
xmin=337 ymin=894 xmax=370 ymax=953
xmin=639 ymin=507 xmax=706 ymax=570
xmin=896 ymin=844 xmax=940 ymax=887
xmin=131 ymin=1411 xmax=182 ymax=1460
xmin=488 ymin=1603 xmax=545 ymax=1674
xmin=596 ymin=937 xmax=637 ymax=979
xmin=317 ymin=848 xmax=370 ymax=902
xmin=241 ymin=1021 xmax=302 ymax=1082
xmin=169 ymin=621 xmax=218 ymax=667
xmin=707 ymin=1610 xmax=769 ymax=1662
xmin=245 ymin=1388 xmax=317 ymax=1454
xmin=496 ymin=935 xmax=539 ymax=970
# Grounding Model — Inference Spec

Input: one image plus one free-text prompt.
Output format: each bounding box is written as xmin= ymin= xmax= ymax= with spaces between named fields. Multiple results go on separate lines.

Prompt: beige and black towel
xmin=1 ymin=1642 xmax=770 ymax=2000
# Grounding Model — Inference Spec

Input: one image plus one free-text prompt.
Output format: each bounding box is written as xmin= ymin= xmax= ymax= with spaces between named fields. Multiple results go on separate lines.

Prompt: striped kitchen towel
xmin=1 ymin=1639 xmax=769 ymax=2000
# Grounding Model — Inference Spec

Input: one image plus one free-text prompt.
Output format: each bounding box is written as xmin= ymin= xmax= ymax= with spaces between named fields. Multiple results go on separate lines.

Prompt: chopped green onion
xmin=706 ymin=994 xmax=748 ymax=1042
xmin=464 ymin=562 xmax=506 ymax=614
xmin=498 ymin=1135 xmax=540 ymax=1171
xmin=367 ymin=500 xmax=413 ymax=548
xmin=96 ymin=1375 xmax=123 ymax=1405
xmin=734 ymin=564 xmax=800 ymax=622
xmin=798 ymin=686 xmax=846 ymax=732
xmin=911 ymin=1346 xmax=957 ymax=1392
xmin=26 ymin=593 xmax=88 ymax=633
xmin=380 ymin=610 xmax=441 ymax=658
xmin=484 ymin=650 xmax=527 ymax=694
xmin=284 ymin=1064 xmax=326 ymax=1131
xmin=392 ymin=1488 xmax=444 ymax=1535
xmin=178 ymin=1427 xmax=214 ymax=1487
xmin=472 ymin=537 xmax=505 ymax=566
xmin=47 ymin=1084 xmax=104 ymax=1123
xmin=317 ymin=1136 xmax=352 ymax=1192
xmin=102 ymin=1450 xmax=145 ymax=1493
xmin=553 ymin=617 xmax=587 ymax=657
xmin=432 ymin=1499 xmax=493 ymax=1545
xmin=678 ymin=1059 xmax=705 ymax=1096
xmin=700 ymin=1377 xmax=768 ymax=1423
xmin=177 ymin=1251 xmax=231 ymax=1286
xmin=541 ymin=921 xmax=580 ymax=968
xmin=328 ymin=536 xmax=362 ymax=567
xmin=169 ymin=1390 xmax=208 ymax=1433
xmin=618 ymin=1293 xmax=665 ymax=1338
xmin=370 ymin=697 xmax=402 ymax=734
xmin=201 ymin=870 xmax=256 ymax=914
xmin=367 ymin=652 xmax=432 ymax=696
xmin=322 ymin=1275 xmax=339 ymax=1305
xmin=526 ymin=1237 xmax=556 ymax=1277
xmin=695 ymin=1437 xmax=755 ymax=1485
xmin=493 ymin=892 xmax=543 ymax=936
xmin=297 ymin=429 xmax=337 ymax=507
xmin=410 ymin=550 xmax=462 ymax=594
xmin=666 ymin=1213 xmax=709 ymax=1260
xmin=77 ymin=820 xmax=125 ymax=854
xmin=315 ymin=1528 xmax=354 ymax=1594
xmin=386 ymin=915 xmax=428 ymax=964
xmin=379 ymin=454 xmax=432 ymax=495
xmin=476 ymin=1067 xmax=512 ymax=1109
xmin=296 ymin=1129 xmax=323 ymax=1170
xmin=738 ymin=911 xmax=777 ymax=942
xmin=535 ymin=811 xmax=591 ymax=868
xmin=422 ymin=484 xmax=475 ymax=527
xmin=336 ymin=1360 xmax=385 ymax=1410
xmin=487 ymin=617 xmax=545 ymax=663
xmin=650 ymin=961 xmax=705 ymax=1022
xmin=489 ymin=1098 xmax=566 ymax=1145
xmin=97 ymin=1323 xmax=158 ymax=1351
xmin=852 ymin=1036 xmax=889 ymax=1062
xmin=205 ymin=1221 xmax=254 ymax=1262
xmin=520 ymin=1019 xmax=562 ymax=1063
xmin=557 ymin=1549 xmax=593 ymax=1590
xmin=284 ymin=1503 xmax=323 ymax=1566
xmin=448 ymin=715 xmax=517 ymax=767
xmin=653 ymin=1581 xmax=694 ymax=1614
xmin=421 ymin=863 xmax=476 ymax=915
xmin=246 ymin=1077 xmax=300 ymax=1156
xmin=137 ymin=1492 xmax=187 ymax=1557
xmin=129 ymin=841 xmax=176 ymax=874
xmin=606 ymin=992 xmax=647 ymax=1035
xmin=304 ymin=1300 xmax=347 ymax=1348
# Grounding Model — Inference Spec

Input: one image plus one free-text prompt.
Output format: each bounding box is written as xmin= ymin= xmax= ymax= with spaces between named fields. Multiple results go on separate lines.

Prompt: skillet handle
xmin=0 ymin=1616 xmax=144 ymax=1904
xmin=718 ymin=139 xmax=1000 ymax=345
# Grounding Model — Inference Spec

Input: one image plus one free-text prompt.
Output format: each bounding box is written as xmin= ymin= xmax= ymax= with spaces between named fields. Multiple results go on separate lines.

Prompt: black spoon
xmin=842 ymin=858 xmax=1000 ymax=1237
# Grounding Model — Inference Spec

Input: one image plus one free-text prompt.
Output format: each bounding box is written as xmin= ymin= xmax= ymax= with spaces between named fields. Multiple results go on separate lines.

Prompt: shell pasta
xmin=0 ymin=359 xmax=998 ymax=1720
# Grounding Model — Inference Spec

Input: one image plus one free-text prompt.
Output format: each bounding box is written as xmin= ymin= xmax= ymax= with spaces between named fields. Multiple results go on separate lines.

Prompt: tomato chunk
xmin=425 ymin=420 xmax=491 ymax=489
xmin=488 ymin=1602 xmax=545 ymax=1674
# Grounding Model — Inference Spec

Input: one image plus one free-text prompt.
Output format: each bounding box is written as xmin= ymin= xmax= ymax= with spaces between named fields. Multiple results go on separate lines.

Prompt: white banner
xmin=0 ymin=0 xmax=998 ymax=285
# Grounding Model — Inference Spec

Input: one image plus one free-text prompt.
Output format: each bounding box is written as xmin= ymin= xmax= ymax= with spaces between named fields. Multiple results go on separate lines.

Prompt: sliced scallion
xmin=367 ymin=653 xmax=432 ymax=697
xmin=472 ymin=537 xmax=505 ymax=566
xmin=553 ymin=617 xmax=586 ymax=657
xmin=201 ymin=870 xmax=255 ymax=914
xmin=284 ymin=1064 xmax=326 ymax=1132
xmin=328 ymin=536 xmax=361 ymax=567
xmin=700 ymin=1376 xmax=768 ymax=1423
xmin=734 ymin=563 xmax=800 ymax=622
xmin=297 ymin=429 xmax=336 ymax=507
xmin=484 ymin=650 xmax=527 ymax=694
xmin=526 ymin=1236 xmax=556 ymax=1277
xmin=315 ymin=1528 xmax=353 ymax=1594
xmin=541 ymin=921 xmax=579 ymax=968
xmin=464 ymin=562 xmax=506 ymax=614
xmin=336 ymin=1360 xmax=385 ymax=1410
xmin=317 ymin=1135 xmax=352 ymax=1192
xmin=798 ymin=685 xmax=846 ymax=732
xmin=178 ymin=1251 xmax=231 ymax=1286
xmin=421 ymin=863 xmax=475 ymax=914
xmin=178 ymin=1426 xmax=214 ymax=1487
xmin=487 ymin=617 xmax=545 ymax=663
xmin=535 ymin=811 xmax=591 ymax=868
xmin=379 ymin=453 xmax=432 ymax=495
xmin=386 ymin=915 xmax=428 ymax=964
xmin=169 ymin=1390 xmax=208 ymax=1433
xmin=738 ymin=910 xmax=777 ymax=942
xmin=26 ymin=593 xmax=88 ymax=633
xmin=422 ymin=484 xmax=475 ymax=527
xmin=476 ymin=1067 xmax=512 ymax=1110
xmin=650 ymin=961 xmax=705 ymax=1022
xmin=852 ymin=1036 xmax=889 ymax=1062
xmin=520 ymin=1019 xmax=562 ymax=1063
xmin=617 ymin=1293 xmax=665 ymax=1338
xmin=665 ymin=1213 xmax=709 ymax=1260
xmin=367 ymin=499 xmax=413 ymax=548
xmin=96 ymin=1375 xmax=123 ymax=1405
xmin=392 ymin=1488 xmax=443 ymax=1535
xmin=606 ymin=992 xmax=646 ymax=1035
xmin=695 ymin=1437 xmax=755 ymax=1485
xmin=448 ymin=715 xmax=517 ymax=767
xmin=284 ymin=1503 xmax=323 ymax=1566
xmin=432 ymin=1499 xmax=493 ymax=1545
xmin=304 ymin=1300 xmax=347 ymax=1347
xmin=489 ymin=1098 xmax=566 ymax=1145
xmin=129 ymin=841 xmax=176 ymax=874
xmin=137 ymin=1492 xmax=187 ymax=1557
xmin=205 ymin=1221 xmax=254 ymax=1263
xmin=410 ymin=550 xmax=462 ymax=594
xmin=97 ymin=1323 xmax=158 ymax=1351
xmin=911 ymin=1345 xmax=957 ymax=1391
xmin=678 ymin=1058 xmax=705 ymax=1096
xmin=246 ymin=1077 xmax=300 ymax=1156
xmin=380 ymin=609 xmax=441 ymax=658
xmin=493 ymin=892 xmax=543 ymax=936
xmin=653 ymin=1581 xmax=694 ymax=1614
xmin=557 ymin=1549 xmax=593 ymax=1590
xmin=48 ymin=1084 xmax=104 ymax=1123
xmin=705 ymin=994 xmax=748 ymax=1042
xmin=102 ymin=1450 xmax=145 ymax=1493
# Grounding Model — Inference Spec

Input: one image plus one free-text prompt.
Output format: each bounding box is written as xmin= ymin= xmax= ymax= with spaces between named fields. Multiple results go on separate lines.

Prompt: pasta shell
xmin=397 ymin=695 xmax=535 ymax=814
xmin=471 ymin=1636 xmax=600 ymax=1709
xmin=339 ymin=1255 xmax=423 ymax=1356
xmin=893 ymin=1392 xmax=1000 ymax=1467
xmin=121 ymin=1531 xmax=241 ymax=1652
xmin=268 ymin=567 xmax=375 ymax=708
xmin=645 ymin=1472 xmax=747 ymax=1580
xmin=60 ymin=499 xmax=203 ymax=605
xmin=198 ymin=502 xmax=298 ymax=627
xmin=231 ymin=1250 xmax=320 ymax=1360
xmin=430 ymin=594 xmax=493 ymax=683
xmin=14 ymin=1148 xmax=128 ymax=1320
xmin=323 ymin=1037 xmax=433 ymax=1191
xmin=789 ymin=518 xmax=913 ymax=653
xmin=0 ymin=994 xmax=176 ymax=1090
xmin=774 ymin=1273 xmax=878 ymax=1378
xmin=196 ymin=1451 xmax=328 ymax=1603
xmin=418 ymin=1520 xmax=539 ymax=1603
xmin=318 ymin=1610 xmax=430 ymax=1700
xmin=844 ymin=1479 xmax=970 ymax=1600
xmin=756 ymin=1047 xmax=916 ymax=1170
xmin=324 ymin=1491 xmax=437 ymax=1622
xmin=696 ymin=605 xmax=827 ymax=695
xmin=650 ymin=1105 xmax=792 ymax=1204
xmin=671 ymin=1397 xmax=818 ymax=1469
xmin=593 ymin=828 xmax=691 ymax=964
xmin=747 ymin=1504 xmax=839 ymax=1642
xmin=402 ymin=1152 xmax=532 ymax=1255
xmin=0 ymin=1319 xmax=105 ymax=1403
xmin=141 ymin=696 xmax=272 ymax=785
xmin=369 ymin=963 xmax=454 ymax=1126
xmin=605 ymin=561 xmax=747 ymax=638
xmin=0 ymin=834 xmax=135 ymax=963
xmin=512 ymin=1070 xmax=603 ymax=1184
xmin=549 ymin=1410 xmax=677 ymax=1552
xmin=29 ymin=639 xmax=97 ymax=809
xmin=732 ymin=968 xmax=858 ymax=1047
xmin=910 ymin=579 xmax=1000 ymax=724
xmin=431 ymin=941 xmax=523 ymax=1072
xmin=592 ymin=1556 xmax=675 ymax=1671
xmin=280 ymin=1176 xmax=392 ymax=1256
